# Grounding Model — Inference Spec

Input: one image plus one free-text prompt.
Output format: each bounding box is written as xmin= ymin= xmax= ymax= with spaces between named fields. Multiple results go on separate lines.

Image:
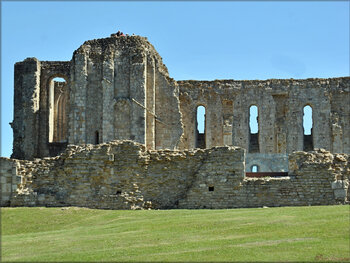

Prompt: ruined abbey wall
xmin=1 ymin=141 xmax=349 ymax=209
xmin=11 ymin=35 xmax=350 ymax=163
xmin=178 ymin=78 xmax=350 ymax=155
xmin=4 ymin=34 xmax=349 ymax=210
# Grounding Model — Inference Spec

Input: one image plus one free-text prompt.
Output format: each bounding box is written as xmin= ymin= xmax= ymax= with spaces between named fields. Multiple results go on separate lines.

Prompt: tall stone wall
xmin=178 ymin=78 xmax=350 ymax=155
xmin=2 ymin=141 xmax=348 ymax=209
xmin=12 ymin=58 xmax=41 ymax=160
xmin=12 ymin=36 xmax=183 ymax=161
xmin=12 ymin=35 xmax=350 ymax=162
xmin=68 ymin=36 xmax=183 ymax=149
xmin=12 ymin=59 xmax=71 ymax=160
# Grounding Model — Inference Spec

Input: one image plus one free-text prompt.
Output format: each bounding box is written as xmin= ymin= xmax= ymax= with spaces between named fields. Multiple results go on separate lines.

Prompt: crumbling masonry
xmin=1 ymin=34 xmax=349 ymax=209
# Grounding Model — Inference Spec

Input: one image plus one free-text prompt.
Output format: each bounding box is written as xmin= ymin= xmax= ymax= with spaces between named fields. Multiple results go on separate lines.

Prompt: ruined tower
xmin=12 ymin=36 xmax=183 ymax=160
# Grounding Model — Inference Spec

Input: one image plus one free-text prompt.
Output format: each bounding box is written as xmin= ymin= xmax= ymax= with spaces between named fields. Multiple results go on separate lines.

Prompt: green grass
xmin=1 ymin=205 xmax=349 ymax=262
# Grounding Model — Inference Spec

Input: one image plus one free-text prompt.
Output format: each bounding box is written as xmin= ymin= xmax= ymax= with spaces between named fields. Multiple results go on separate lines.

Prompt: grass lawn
xmin=1 ymin=205 xmax=349 ymax=262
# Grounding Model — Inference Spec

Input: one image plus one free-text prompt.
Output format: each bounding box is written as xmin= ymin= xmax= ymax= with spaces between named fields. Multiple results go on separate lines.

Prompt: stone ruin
xmin=1 ymin=34 xmax=349 ymax=209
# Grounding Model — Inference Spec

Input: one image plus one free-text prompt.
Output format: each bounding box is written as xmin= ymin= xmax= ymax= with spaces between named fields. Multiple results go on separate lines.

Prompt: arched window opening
xmin=95 ymin=131 xmax=100 ymax=145
xmin=196 ymin=105 xmax=206 ymax=148
xmin=251 ymin=165 xmax=259 ymax=173
xmin=49 ymin=77 xmax=68 ymax=143
xmin=303 ymin=105 xmax=313 ymax=151
xmin=249 ymin=105 xmax=260 ymax=153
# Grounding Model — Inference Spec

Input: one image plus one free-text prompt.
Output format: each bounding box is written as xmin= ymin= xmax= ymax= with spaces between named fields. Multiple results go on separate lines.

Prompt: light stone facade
xmin=2 ymin=34 xmax=349 ymax=209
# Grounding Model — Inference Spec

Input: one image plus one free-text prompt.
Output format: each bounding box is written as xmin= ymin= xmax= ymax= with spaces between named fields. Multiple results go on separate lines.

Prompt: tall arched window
xmin=196 ymin=105 xmax=206 ymax=148
xmin=303 ymin=105 xmax=313 ymax=151
xmin=249 ymin=105 xmax=259 ymax=153
xmin=49 ymin=77 xmax=68 ymax=143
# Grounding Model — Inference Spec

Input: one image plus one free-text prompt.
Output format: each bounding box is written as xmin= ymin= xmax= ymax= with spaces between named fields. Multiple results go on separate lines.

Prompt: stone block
xmin=331 ymin=180 xmax=349 ymax=189
xmin=333 ymin=189 xmax=347 ymax=199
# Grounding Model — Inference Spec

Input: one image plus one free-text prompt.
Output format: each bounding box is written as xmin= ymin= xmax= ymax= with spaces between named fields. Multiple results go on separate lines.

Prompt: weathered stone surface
xmin=11 ymin=34 xmax=350 ymax=163
xmin=12 ymin=36 xmax=183 ymax=160
xmin=4 ymin=33 xmax=350 ymax=209
xmin=1 ymin=142 xmax=348 ymax=209
xmin=178 ymin=78 xmax=350 ymax=156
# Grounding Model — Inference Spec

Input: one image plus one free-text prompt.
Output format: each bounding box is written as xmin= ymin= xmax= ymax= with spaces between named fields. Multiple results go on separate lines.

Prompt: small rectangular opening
xmin=95 ymin=131 xmax=100 ymax=144
xmin=303 ymin=134 xmax=313 ymax=151
xmin=249 ymin=133 xmax=259 ymax=153
xmin=208 ymin=186 xmax=214 ymax=192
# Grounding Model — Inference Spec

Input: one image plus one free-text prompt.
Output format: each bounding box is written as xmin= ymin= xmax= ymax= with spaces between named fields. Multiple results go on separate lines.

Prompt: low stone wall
xmin=2 ymin=141 xmax=244 ymax=209
xmin=180 ymin=149 xmax=349 ymax=208
xmin=1 ymin=141 xmax=348 ymax=209
xmin=289 ymin=149 xmax=350 ymax=204
xmin=0 ymin=158 xmax=19 ymax=206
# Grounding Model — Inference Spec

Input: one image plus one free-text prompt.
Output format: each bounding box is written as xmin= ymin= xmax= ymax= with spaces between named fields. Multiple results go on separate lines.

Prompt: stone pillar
xmin=342 ymin=92 xmax=350 ymax=154
xmin=70 ymin=52 xmax=88 ymax=144
xmin=0 ymin=158 xmax=19 ymax=206
xmin=130 ymin=53 xmax=146 ymax=144
xmin=146 ymin=57 xmax=155 ymax=149
xmin=222 ymin=99 xmax=234 ymax=146
xmin=330 ymin=83 xmax=350 ymax=154
xmin=114 ymin=55 xmax=131 ymax=140
xmin=331 ymin=114 xmax=343 ymax=153
xmin=102 ymin=51 xmax=115 ymax=142
xmin=260 ymin=94 xmax=275 ymax=154
xmin=232 ymin=93 xmax=247 ymax=150
xmin=12 ymin=58 xmax=41 ymax=160
xmin=287 ymin=92 xmax=303 ymax=153
xmin=272 ymin=93 xmax=288 ymax=153
xmin=206 ymin=92 xmax=222 ymax=148
xmin=313 ymin=91 xmax=331 ymax=151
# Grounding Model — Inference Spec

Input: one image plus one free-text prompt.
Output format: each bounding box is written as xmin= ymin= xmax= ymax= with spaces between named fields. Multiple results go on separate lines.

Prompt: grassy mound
xmin=2 ymin=205 xmax=349 ymax=262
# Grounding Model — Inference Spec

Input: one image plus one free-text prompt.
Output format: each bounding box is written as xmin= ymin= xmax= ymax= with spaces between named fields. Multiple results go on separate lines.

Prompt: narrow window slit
xmin=249 ymin=105 xmax=259 ymax=153
xmin=303 ymin=105 xmax=313 ymax=151
xmin=95 ymin=131 xmax=100 ymax=144
xmin=196 ymin=105 xmax=206 ymax=148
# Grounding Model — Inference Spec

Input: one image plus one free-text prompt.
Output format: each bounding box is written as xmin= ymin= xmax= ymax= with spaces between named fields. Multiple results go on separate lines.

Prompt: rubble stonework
xmin=1 ymin=141 xmax=348 ymax=208
xmin=2 ymin=34 xmax=350 ymax=209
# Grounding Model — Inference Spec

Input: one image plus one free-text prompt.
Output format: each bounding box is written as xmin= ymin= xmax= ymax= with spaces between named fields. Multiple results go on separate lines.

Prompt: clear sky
xmin=1 ymin=1 xmax=349 ymax=157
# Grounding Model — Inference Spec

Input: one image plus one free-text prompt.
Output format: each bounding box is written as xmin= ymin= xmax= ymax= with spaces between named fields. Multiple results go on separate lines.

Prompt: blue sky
xmin=1 ymin=1 xmax=349 ymax=157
